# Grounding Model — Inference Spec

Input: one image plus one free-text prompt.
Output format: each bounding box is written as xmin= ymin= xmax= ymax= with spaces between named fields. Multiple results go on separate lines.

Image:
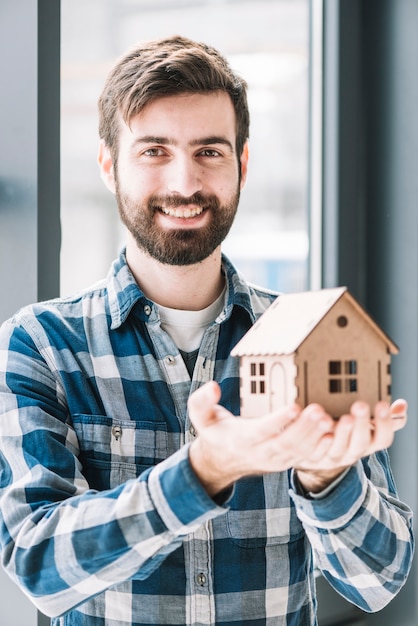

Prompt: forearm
xmin=0 ymin=442 xmax=225 ymax=617
xmin=290 ymin=456 xmax=414 ymax=611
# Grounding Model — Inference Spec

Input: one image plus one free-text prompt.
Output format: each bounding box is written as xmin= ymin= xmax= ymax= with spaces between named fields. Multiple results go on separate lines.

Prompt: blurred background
xmin=60 ymin=0 xmax=310 ymax=297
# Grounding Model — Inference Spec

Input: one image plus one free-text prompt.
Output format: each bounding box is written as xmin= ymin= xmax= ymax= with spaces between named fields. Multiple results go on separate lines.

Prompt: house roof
xmin=231 ymin=286 xmax=399 ymax=357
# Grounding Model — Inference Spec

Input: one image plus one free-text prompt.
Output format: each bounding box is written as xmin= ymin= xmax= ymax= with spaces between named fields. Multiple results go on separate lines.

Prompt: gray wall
xmin=321 ymin=1 xmax=418 ymax=624
xmin=0 ymin=1 xmax=60 ymax=625
xmin=363 ymin=1 xmax=418 ymax=623
xmin=0 ymin=0 xmax=60 ymax=324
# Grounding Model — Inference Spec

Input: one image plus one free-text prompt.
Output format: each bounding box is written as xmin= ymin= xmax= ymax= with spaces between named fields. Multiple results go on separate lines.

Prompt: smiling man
xmin=99 ymin=90 xmax=246 ymax=306
xmin=0 ymin=35 xmax=414 ymax=626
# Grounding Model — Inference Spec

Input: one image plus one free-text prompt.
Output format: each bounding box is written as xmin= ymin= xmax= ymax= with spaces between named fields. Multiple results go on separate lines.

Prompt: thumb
xmin=187 ymin=381 xmax=224 ymax=431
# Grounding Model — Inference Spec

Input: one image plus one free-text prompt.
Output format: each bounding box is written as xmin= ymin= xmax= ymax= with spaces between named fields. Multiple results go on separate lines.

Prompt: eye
xmin=143 ymin=147 xmax=166 ymax=157
xmin=198 ymin=148 xmax=221 ymax=158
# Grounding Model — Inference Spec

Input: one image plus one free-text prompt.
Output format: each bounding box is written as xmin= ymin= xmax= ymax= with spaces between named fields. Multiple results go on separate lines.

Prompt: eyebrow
xmin=132 ymin=135 xmax=234 ymax=152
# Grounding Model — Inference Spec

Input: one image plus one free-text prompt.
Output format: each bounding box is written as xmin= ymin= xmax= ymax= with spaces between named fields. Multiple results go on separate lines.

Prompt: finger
xmin=302 ymin=431 xmax=335 ymax=464
xmin=372 ymin=401 xmax=395 ymax=449
xmin=325 ymin=413 xmax=355 ymax=462
xmin=253 ymin=404 xmax=302 ymax=441
xmin=390 ymin=398 xmax=408 ymax=431
xmin=325 ymin=402 xmax=373 ymax=465
xmin=298 ymin=404 xmax=335 ymax=434
xmin=278 ymin=404 xmax=334 ymax=454
xmin=347 ymin=402 xmax=374 ymax=455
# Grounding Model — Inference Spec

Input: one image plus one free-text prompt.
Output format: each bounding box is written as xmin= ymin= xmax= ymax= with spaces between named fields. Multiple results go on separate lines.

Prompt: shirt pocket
xmin=225 ymin=474 xmax=305 ymax=548
xmin=72 ymin=414 xmax=168 ymax=490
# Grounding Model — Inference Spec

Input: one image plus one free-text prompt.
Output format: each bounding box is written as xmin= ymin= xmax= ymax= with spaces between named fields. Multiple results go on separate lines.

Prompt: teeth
xmin=161 ymin=206 xmax=204 ymax=218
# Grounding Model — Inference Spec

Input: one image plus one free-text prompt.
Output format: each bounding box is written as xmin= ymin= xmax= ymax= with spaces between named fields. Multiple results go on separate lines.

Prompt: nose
xmin=166 ymin=156 xmax=203 ymax=197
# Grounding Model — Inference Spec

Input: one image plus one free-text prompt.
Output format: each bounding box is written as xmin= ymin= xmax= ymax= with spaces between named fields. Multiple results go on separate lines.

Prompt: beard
xmin=114 ymin=183 xmax=240 ymax=266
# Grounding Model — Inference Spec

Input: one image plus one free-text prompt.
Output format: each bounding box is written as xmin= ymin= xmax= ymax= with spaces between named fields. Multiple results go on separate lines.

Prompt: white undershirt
xmin=157 ymin=287 xmax=226 ymax=352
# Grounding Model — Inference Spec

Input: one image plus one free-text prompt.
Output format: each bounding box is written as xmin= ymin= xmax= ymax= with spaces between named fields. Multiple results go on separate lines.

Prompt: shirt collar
xmin=107 ymin=248 xmax=257 ymax=330
xmin=220 ymin=254 xmax=258 ymax=325
xmin=107 ymin=250 xmax=150 ymax=329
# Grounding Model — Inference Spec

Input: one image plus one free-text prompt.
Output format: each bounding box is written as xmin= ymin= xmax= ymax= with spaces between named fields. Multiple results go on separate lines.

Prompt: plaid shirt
xmin=0 ymin=251 xmax=413 ymax=625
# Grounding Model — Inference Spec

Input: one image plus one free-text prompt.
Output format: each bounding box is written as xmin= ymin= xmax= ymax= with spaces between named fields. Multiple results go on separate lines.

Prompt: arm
xmin=0 ymin=321 xmax=226 ymax=618
xmin=290 ymin=454 xmax=414 ymax=611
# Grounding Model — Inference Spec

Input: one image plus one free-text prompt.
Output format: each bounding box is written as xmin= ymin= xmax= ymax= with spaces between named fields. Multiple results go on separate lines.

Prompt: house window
xmin=346 ymin=378 xmax=357 ymax=392
xmin=345 ymin=360 xmax=357 ymax=375
xmin=329 ymin=360 xmax=358 ymax=394
xmin=250 ymin=362 xmax=266 ymax=394
xmin=329 ymin=361 xmax=341 ymax=375
xmin=329 ymin=379 xmax=342 ymax=393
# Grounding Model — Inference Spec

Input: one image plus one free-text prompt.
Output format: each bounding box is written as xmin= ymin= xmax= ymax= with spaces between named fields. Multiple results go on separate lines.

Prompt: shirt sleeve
xmin=289 ymin=457 xmax=414 ymax=612
xmin=0 ymin=319 xmax=227 ymax=618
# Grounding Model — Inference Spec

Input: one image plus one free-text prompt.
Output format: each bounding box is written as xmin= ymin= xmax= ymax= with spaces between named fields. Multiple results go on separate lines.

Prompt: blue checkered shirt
xmin=0 ymin=251 xmax=414 ymax=625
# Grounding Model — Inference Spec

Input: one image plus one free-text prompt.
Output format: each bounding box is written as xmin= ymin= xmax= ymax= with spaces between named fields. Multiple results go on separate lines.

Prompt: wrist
xmin=295 ymin=467 xmax=348 ymax=494
xmin=188 ymin=439 xmax=237 ymax=498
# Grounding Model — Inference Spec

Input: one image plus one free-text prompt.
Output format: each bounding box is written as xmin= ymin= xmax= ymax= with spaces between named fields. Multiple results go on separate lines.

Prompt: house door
xmin=269 ymin=362 xmax=287 ymax=411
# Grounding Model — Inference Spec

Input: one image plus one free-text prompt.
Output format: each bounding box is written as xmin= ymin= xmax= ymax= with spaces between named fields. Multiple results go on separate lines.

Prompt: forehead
xmin=121 ymin=91 xmax=237 ymax=146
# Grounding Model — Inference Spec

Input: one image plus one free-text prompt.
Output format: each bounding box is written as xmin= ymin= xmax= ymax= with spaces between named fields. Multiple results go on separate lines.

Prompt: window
xmin=250 ymin=362 xmax=266 ymax=395
xmin=329 ymin=361 xmax=341 ymax=375
xmin=329 ymin=379 xmax=342 ymax=393
xmin=329 ymin=360 xmax=358 ymax=394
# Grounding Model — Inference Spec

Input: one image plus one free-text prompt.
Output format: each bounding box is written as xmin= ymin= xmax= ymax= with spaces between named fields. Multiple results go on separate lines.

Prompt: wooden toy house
xmin=231 ymin=287 xmax=399 ymax=418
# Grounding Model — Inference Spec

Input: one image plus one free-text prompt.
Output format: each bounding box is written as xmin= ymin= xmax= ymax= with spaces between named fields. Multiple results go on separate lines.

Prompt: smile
xmin=160 ymin=206 xmax=204 ymax=218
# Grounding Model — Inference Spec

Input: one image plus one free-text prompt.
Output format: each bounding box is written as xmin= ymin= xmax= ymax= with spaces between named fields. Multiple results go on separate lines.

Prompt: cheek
xmin=117 ymin=166 xmax=159 ymax=197
xmin=210 ymin=167 xmax=240 ymax=194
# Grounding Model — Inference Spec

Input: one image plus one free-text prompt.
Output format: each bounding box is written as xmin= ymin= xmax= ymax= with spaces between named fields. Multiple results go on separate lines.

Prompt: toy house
xmin=231 ymin=287 xmax=399 ymax=419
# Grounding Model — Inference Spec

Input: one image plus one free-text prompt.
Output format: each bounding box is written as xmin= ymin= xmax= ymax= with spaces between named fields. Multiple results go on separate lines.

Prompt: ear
xmin=239 ymin=141 xmax=249 ymax=190
xmin=97 ymin=140 xmax=116 ymax=194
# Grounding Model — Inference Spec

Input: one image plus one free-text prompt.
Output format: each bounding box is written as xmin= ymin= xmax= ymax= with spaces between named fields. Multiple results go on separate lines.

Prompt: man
xmin=0 ymin=35 xmax=413 ymax=625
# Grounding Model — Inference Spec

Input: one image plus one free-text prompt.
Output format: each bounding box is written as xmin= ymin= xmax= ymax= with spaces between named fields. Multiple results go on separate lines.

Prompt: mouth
xmin=160 ymin=205 xmax=205 ymax=219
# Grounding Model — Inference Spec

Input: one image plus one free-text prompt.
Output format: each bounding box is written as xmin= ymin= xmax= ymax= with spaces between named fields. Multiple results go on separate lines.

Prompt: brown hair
xmin=98 ymin=35 xmax=249 ymax=162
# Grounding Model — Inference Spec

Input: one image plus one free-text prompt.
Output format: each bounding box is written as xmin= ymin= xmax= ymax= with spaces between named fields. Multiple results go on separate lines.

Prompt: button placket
xmin=188 ymin=522 xmax=214 ymax=622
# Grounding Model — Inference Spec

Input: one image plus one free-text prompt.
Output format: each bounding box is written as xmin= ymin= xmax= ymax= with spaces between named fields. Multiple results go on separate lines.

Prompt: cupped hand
xmin=187 ymin=381 xmax=407 ymax=497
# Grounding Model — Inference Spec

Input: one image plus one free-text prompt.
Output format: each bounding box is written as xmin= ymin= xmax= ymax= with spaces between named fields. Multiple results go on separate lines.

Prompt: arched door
xmin=269 ymin=361 xmax=287 ymax=411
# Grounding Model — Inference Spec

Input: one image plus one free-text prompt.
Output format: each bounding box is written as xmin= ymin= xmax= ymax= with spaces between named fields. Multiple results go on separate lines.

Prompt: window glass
xmin=328 ymin=360 xmax=358 ymax=394
xmin=61 ymin=0 xmax=309 ymax=296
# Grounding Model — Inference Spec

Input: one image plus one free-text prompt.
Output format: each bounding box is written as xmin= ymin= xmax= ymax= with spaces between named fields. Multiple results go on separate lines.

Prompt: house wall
xmin=295 ymin=297 xmax=392 ymax=417
xmin=239 ymin=355 xmax=297 ymax=418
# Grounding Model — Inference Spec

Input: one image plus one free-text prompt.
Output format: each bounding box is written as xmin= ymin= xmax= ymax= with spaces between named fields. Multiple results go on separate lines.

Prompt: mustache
xmin=148 ymin=193 xmax=220 ymax=210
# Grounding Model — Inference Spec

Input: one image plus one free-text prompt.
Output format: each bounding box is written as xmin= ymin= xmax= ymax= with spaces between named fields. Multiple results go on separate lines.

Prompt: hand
xmin=187 ymin=382 xmax=407 ymax=497
xmin=295 ymin=397 xmax=407 ymax=493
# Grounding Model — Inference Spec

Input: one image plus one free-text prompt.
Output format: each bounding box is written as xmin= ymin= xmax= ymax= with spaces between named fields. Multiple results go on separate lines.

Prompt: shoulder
xmin=0 ymin=278 xmax=108 ymax=351
xmin=241 ymin=281 xmax=280 ymax=320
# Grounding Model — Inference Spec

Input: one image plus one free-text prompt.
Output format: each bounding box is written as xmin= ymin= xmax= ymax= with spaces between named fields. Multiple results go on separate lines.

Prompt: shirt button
xmin=189 ymin=424 xmax=197 ymax=437
xmin=112 ymin=425 xmax=122 ymax=441
xmin=196 ymin=573 xmax=207 ymax=586
xmin=144 ymin=305 xmax=152 ymax=316
xmin=165 ymin=355 xmax=175 ymax=365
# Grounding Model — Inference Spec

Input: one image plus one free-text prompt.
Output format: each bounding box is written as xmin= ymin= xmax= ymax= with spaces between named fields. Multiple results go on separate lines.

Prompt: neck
xmin=125 ymin=235 xmax=225 ymax=311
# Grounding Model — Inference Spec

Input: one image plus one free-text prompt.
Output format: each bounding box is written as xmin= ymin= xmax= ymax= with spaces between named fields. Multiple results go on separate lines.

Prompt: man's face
xmin=99 ymin=92 xmax=248 ymax=265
